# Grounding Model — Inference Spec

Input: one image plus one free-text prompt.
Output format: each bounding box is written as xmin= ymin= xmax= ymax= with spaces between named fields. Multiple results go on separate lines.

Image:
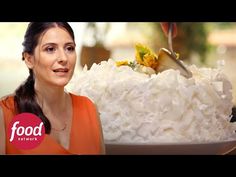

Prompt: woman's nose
xmin=57 ymin=49 xmax=68 ymax=63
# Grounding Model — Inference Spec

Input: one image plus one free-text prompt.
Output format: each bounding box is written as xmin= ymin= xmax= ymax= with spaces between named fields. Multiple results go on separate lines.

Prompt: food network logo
xmin=8 ymin=113 xmax=45 ymax=150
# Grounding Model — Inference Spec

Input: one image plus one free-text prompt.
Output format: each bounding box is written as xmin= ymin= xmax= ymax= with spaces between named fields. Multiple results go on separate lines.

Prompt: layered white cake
xmin=71 ymin=45 xmax=236 ymax=144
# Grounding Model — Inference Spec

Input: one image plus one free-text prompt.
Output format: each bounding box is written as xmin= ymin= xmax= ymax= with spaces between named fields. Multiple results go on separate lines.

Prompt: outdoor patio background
xmin=1 ymin=22 xmax=236 ymax=106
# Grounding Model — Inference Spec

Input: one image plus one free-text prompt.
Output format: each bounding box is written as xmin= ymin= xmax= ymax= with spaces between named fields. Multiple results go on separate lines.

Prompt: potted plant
xmin=80 ymin=22 xmax=111 ymax=69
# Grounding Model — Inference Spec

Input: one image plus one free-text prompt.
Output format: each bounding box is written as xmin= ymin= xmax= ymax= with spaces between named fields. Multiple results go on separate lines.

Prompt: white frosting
xmin=71 ymin=59 xmax=236 ymax=144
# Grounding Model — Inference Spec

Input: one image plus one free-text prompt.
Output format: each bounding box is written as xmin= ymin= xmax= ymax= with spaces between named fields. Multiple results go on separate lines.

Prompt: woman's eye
xmin=66 ymin=46 xmax=75 ymax=52
xmin=46 ymin=47 xmax=55 ymax=53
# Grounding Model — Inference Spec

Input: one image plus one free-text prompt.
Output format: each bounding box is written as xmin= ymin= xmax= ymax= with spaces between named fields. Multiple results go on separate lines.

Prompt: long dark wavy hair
xmin=14 ymin=22 xmax=75 ymax=134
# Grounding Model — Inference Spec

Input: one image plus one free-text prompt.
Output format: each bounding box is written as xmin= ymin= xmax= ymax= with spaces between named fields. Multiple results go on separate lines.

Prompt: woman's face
xmin=30 ymin=27 xmax=76 ymax=87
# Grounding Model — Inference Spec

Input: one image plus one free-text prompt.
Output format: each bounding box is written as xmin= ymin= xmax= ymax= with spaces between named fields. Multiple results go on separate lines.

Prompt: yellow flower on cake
xmin=135 ymin=43 xmax=159 ymax=70
xmin=116 ymin=60 xmax=129 ymax=67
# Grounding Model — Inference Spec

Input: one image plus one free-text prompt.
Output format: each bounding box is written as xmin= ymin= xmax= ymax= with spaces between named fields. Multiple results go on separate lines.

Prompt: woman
xmin=0 ymin=22 xmax=105 ymax=154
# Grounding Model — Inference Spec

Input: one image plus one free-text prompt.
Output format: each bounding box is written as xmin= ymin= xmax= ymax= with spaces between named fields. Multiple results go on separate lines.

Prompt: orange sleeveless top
xmin=0 ymin=93 xmax=103 ymax=155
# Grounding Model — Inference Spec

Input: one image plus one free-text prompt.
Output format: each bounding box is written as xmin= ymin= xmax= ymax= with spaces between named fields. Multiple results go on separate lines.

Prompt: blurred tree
xmin=206 ymin=22 xmax=236 ymax=30
xmin=175 ymin=23 xmax=209 ymax=63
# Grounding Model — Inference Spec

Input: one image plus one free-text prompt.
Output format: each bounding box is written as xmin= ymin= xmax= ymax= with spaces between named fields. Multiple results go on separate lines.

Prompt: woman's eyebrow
xmin=64 ymin=42 xmax=76 ymax=46
xmin=41 ymin=42 xmax=57 ymax=48
xmin=41 ymin=42 xmax=75 ymax=48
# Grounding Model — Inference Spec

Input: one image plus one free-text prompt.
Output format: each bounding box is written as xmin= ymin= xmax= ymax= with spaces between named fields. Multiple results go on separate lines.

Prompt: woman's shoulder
xmin=0 ymin=94 xmax=16 ymax=124
xmin=0 ymin=93 xmax=14 ymax=100
xmin=70 ymin=93 xmax=97 ymax=116
xmin=0 ymin=94 xmax=15 ymax=104
xmin=70 ymin=93 xmax=94 ymax=104
xmin=0 ymin=94 xmax=15 ymax=110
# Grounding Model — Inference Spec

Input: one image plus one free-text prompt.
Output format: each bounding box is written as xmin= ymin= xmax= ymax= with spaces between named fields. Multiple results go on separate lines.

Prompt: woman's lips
xmin=53 ymin=68 xmax=69 ymax=76
xmin=53 ymin=68 xmax=69 ymax=72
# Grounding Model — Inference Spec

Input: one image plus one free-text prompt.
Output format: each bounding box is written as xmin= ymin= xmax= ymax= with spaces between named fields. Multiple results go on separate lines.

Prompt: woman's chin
xmin=52 ymin=79 xmax=70 ymax=87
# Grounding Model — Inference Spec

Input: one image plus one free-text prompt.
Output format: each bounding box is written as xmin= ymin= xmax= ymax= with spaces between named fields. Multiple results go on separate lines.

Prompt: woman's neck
xmin=34 ymin=80 xmax=69 ymax=114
